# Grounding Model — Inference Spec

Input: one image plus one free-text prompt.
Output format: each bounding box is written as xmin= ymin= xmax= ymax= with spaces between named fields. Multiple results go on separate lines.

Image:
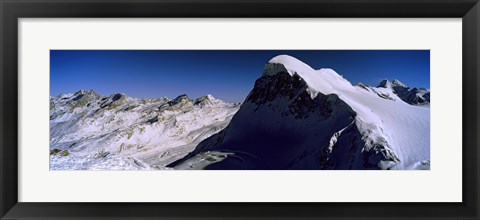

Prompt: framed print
xmin=1 ymin=0 xmax=479 ymax=219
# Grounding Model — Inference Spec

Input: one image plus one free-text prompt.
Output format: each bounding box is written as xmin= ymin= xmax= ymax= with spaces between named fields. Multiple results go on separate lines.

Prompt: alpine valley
xmin=50 ymin=55 xmax=430 ymax=170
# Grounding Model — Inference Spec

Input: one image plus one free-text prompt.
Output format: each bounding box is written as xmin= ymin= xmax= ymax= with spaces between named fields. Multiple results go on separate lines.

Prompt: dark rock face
xmin=72 ymin=94 xmax=85 ymax=101
xmin=193 ymin=95 xmax=214 ymax=106
xmin=158 ymin=94 xmax=192 ymax=111
xmin=168 ymin=94 xmax=191 ymax=106
xmin=68 ymin=90 xmax=102 ymax=110
xmin=318 ymin=123 xmax=400 ymax=170
xmin=112 ymin=93 xmax=124 ymax=102
xmin=100 ymin=93 xmax=126 ymax=109
xmin=247 ymin=72 xmax=335 ymax=119
xmin=246 ymin=71 xmax=304 ymax=105
xmin=193 ymin=96 xmax=209 ymax=105
xmin=170 ymin=67 xmax=399 ymax=170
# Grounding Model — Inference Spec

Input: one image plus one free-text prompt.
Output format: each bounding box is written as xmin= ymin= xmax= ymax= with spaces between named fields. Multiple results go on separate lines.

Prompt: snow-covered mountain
xmin=49 ymin=90 xmax=240 ymax=170
xmin=375 ymin=79 xmax=430 ymax=105
xmin=169 ymin=55 xmax=430 ymax=170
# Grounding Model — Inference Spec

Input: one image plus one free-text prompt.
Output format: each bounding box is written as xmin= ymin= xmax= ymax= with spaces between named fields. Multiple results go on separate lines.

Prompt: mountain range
xmin=50 ymin=90 xmax=240 ymax=170
xmin=50 ymin=55 xmax=430 ymax=170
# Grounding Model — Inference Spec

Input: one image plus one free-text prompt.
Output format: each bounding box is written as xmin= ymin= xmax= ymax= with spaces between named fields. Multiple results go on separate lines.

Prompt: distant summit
xmin=377 ymin=79 xmax=430 ymax=105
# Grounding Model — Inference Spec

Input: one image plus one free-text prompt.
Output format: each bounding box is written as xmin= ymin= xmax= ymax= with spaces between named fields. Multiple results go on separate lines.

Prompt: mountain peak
xmin=73 ymin=89 xmax=101 ymax=97
xmin=392 ymin=79 xmax=407 ymax=87
xmin=378 ymin=79 xmax=408 ymax=88
xmin=194 ymin=94 xmax=219 ymax=106
xmin=263 ymin=55 xmax=352 ymax=101
xmin=168 ymin=94 xmax=192 ymax=106
xmin=268 ymin=55 xmax=313 ymax=68
xmin=175 ymin=94 xmax=190 ymax=100
xmin=206 ymin=94 xmax=215 ymax=99
xmin=378 ymin=79 xmax=392 ymax=88
xmin=110 ymin=93 xmax=126 ymax=101
xmin=264 ymin=55 xmax=315 ymax=77
xmin=74 ymin=89 xmax=87 ymax=96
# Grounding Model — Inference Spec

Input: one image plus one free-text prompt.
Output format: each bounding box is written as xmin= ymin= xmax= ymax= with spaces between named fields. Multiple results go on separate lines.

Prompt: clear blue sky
xmin=51 ymin=50 xmax=429 ymax=103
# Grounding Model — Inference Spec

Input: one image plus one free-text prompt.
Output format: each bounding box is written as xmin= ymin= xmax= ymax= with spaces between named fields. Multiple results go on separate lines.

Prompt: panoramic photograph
xmin=50 ymin=50 xmax=430 ymax=170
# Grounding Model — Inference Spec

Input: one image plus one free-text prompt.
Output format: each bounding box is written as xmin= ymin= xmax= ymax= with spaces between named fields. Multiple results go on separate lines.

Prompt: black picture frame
xmin=1 ymin=0 xmax=479 ymax=219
